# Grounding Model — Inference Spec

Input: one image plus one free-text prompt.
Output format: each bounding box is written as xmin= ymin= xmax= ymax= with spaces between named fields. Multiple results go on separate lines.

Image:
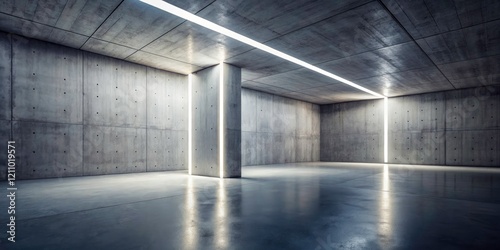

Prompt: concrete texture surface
xmin=2 ymin=163 xmax=500 ymax=249
xmin=147 ymin=129 xmax=188 ymax=172
xmin=242 ymin=88 xmax=320 ymax=166
xmin=1 ymin=34 xmax=189 ymax=180
xmin=146 ymin=67 xmax=188 ymax=130
xmin=191 ymin=65 xmax=220 ymax=177
xmin=322 ymin=85 xmax=500 ymax=167
xmin=12 ymin=35 xmax=83 ymax=124
xmin=13 ymin=121 xmax=83 ymax=179
xmin=0 ymin=31 xmax=10 ymax=120
xmin=222 ymin=63 xmax=242 ymax=178
xmin=191 ymin=64 xmax=242 ymax=178
xmin=321 ymin=99 xmax=384 ymax=163
xmin=83 ymin=52 xmax=147 ymax=128
xmin=2 ymin=0 xmax=497 ymax=103
xmin=83 ymin=125 xmax=147 ymax=176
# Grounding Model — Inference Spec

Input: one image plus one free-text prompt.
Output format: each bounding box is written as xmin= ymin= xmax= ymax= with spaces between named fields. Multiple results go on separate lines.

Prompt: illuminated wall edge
xmin=188 ymin=74 xmax=193 ymax=175
xmin=219 ymin=63 xmax=224 ymax=178
xmin=384 ymin=97 xmax=389 ymax=163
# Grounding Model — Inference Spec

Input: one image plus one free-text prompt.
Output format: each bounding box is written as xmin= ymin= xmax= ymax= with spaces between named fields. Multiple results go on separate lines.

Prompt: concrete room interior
xmin=0 ymin=0 xmax=499 ymax=249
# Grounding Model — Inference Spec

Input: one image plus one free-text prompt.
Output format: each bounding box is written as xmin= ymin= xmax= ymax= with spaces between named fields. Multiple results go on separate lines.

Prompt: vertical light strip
xmin=384 ymin=97 xmax=388 ymax=163
xmin=188 ymin=74 xmax=193 ymax=175
xmin=219 ymin=63 xmax=224 ymax=178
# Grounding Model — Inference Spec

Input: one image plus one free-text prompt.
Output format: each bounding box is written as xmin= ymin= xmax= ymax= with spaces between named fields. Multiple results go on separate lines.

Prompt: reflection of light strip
xmin=382 ymin=164 xmax=389 ymax=191
xmin=139 ymin=0 xmax=385 ymax=98
xmin=188 ymin=74 xmax=193 ymax=175
xmin=384 ymin=97 xmax=388 ymax=163
xmin=219 ymin=63 xmax=224 ymax=178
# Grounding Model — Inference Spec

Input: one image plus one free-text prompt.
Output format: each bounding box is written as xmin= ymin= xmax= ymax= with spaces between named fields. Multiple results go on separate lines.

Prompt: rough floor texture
xmin=241 ymin=88 xmax=320 ymax=166
xmin=0 ymin=33 xmax=188 ymax=180
xmin=1 ymin=163 xmax=500 ymax=249
xmin=321 ymin=85 xmax=500 ymax=166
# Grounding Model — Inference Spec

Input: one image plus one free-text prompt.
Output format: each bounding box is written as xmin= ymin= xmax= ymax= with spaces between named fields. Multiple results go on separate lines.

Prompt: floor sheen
xmin=1 ymin=162 xmax=500 ymax=249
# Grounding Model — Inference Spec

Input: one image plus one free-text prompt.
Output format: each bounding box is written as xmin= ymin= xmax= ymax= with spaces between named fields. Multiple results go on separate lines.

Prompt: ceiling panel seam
xmin=79 ymin=0 xmax=125 ymax=50
xmin=52 ymin=0 xmax=70 ymax=29
xmin=377 ymin=0 xmax=457 ymax=89
xmin=0 ymin=12 xmax=88 ymax=40
xmin=225 ymin=0 xmax=376 ymax=60
xmin=124 ymin=0 xmax=218 ymax=61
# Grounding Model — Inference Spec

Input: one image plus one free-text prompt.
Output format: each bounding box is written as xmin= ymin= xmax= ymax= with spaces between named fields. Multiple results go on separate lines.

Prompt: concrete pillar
xmin=191 ymin=63 xmax=241 ymax=178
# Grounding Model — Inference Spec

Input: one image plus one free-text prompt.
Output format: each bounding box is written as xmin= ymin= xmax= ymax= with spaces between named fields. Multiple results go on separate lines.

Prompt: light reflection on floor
xmin=3 ymin=162 xmax=500 ymax=250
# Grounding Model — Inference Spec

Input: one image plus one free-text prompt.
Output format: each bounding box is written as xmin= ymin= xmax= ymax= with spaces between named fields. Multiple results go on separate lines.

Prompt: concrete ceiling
xmin=0 ymin=0 xmax=498 ymax=104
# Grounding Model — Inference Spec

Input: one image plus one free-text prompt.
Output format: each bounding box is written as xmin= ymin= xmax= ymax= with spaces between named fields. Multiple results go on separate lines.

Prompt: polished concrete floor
xmin=1 ymin=162 xmax=500 ymax=249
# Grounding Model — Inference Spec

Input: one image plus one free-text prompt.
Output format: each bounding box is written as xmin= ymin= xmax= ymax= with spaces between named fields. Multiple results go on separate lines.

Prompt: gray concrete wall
xmin=320 ymin=99 xmax=384 ymax=163
xmin=389 ymin=86 xmax=500 ymax=166
xmin=241 ymin=88 xmax=320 ymax=166
xmin=0 ymin=33 xmax=188 ymax=180
xmin=321 ymin=86 xmax=500 ymax=167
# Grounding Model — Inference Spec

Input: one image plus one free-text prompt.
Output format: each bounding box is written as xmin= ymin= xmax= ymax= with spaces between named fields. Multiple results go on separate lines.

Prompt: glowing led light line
xmin=139 ymin=0 xmax=385 ymax=98
xmin=219 ymin=63 xmax=224 ymax=178
xmin=383 ymin=97 xmax=388 ymax=163
xmin=188 ymin=74 xmax=193 ymax=175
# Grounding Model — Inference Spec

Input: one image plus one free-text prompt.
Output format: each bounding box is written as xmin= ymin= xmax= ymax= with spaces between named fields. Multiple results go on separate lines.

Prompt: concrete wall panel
xmin=171 ymin=74 xmax=188 ymax=131
xmin=5 ymin=34 xmax=189 ymax=179
xmin=341 ymin=102 xmax=365 ymax=134
xmin=146 ymin=67 xmax=173 ymax=130
xmin=283 ymin=98 xmax=297 ymax=135
xmin=146 ymin=67 xmax=188 ymax=130
xmin=284 ymin=135 xmax=297 ymax=163
xmin=241 ymin=88 xmax=257 ymax=132
xmin=147 ymin=129 xmax=187 ymax=171
xmin=272 ymin=95 xmax=286 ymax=133
xmin=272 ymin=133 xmax=286 ymax=163
xmin=296 ymin=101 xmax=312 ymax=136
xmin=241 ymin=88 xmax=319 ymax=166
xmin=312 ymin=135 xmax=320 ymax=160
xmin=366 ymin=133 xmax=383 ymax=162
xmin=0 ymin=32 xmax=11 ymax=121
xmin=324 ymin=86 xmax=498 ymax=166
xmin=222 ymin=64 xmax=242 ymax=177
xmin=445 ymin=86 xmax=500 ymax=131
xmin=262 ymin=132 xmax=274 ymax=164
xmin=14 ymin=121 xmax=83 ymax=179
xmin=191 ymin=65 xmax=219 ymax=176
xmin=366 ymin=100 xmax=383 ymax=134
xmin=321 ymin=99 xmax=383 ymax=163
xmin=242 ymin=131 xmax=257 ymax=166
xmin=256 ymin=91 xmax=273 ymax=133
xmin=446 ymin=130 xmax=500 ymax=166
xmin=296 ymin=135 xmax=312 ymax=162
xmin=225 ymin=129 xmax=241 ymax=177
xmin=83 ymin=125 xmax=147 ymax=175
xmin=312 ymin=105 xmax=320 ymax=136
xmin=12 ymin=35 xmax=83 ymax=124
xmin=84 ymin=52 xmax=147 ymax=128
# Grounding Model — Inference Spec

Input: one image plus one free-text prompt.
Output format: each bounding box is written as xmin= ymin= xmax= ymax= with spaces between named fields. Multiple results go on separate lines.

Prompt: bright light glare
xmin=188 ymin=74 xmax=193 ymax=175
xmin=139 ymin=0 xmax=385 ymax=98
xmin=219 ymin=63 xmax=224 ymax=178
xmin=383 ymin=97 xmax=388 ymax=163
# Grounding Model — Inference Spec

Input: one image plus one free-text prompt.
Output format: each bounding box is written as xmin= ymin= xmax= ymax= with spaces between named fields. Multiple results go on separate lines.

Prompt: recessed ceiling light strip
xmin=139 ymin=0 xmax=385 ymax=98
